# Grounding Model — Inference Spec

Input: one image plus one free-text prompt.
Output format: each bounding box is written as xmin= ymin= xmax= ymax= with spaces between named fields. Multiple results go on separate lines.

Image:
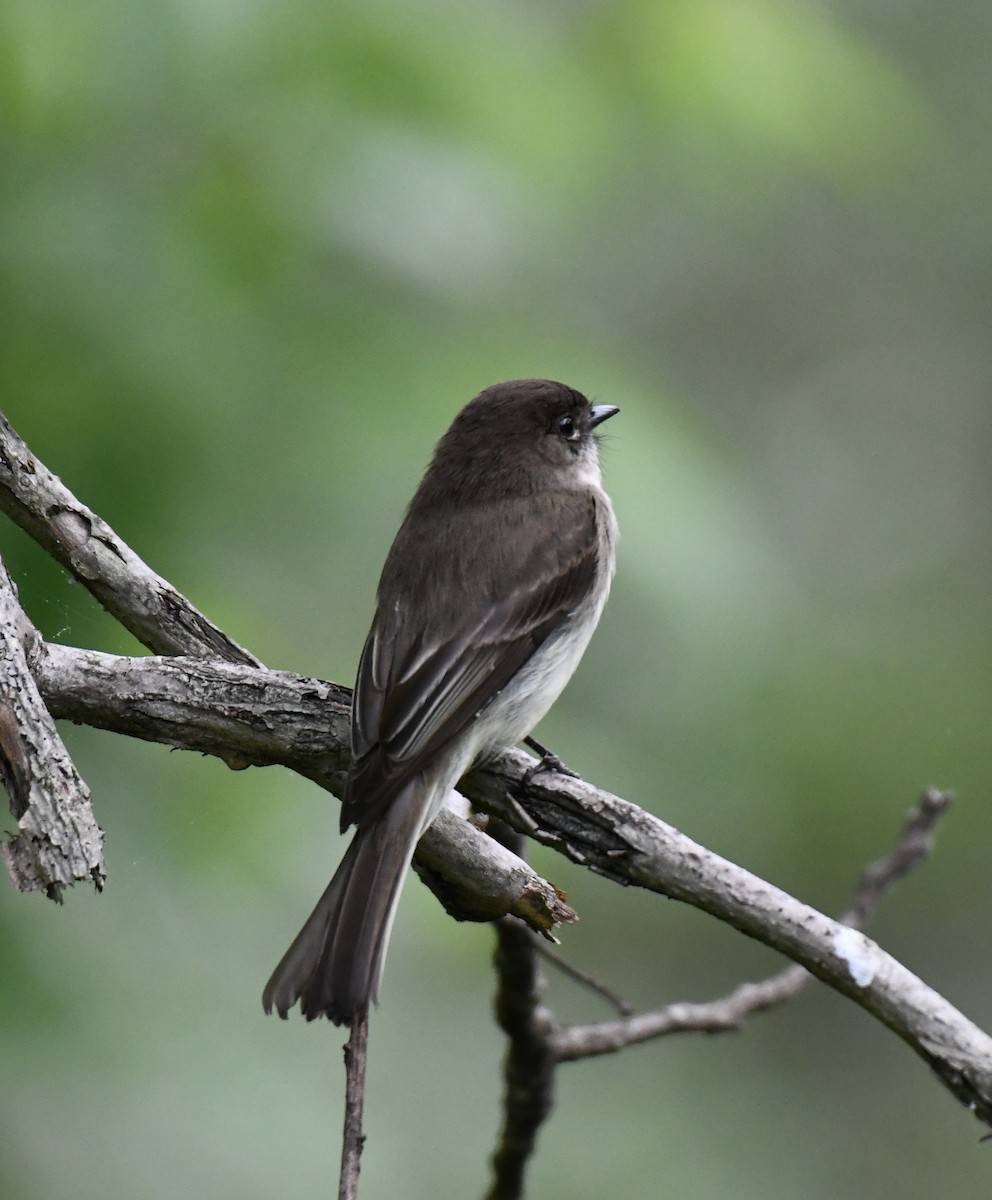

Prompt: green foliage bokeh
xmin=2 ymin=2 xmax=991 ymax=1197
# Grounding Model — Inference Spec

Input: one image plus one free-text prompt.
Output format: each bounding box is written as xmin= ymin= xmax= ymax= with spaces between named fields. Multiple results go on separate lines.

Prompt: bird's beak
xmin=589 ymin=405 xmax=620 ymax=428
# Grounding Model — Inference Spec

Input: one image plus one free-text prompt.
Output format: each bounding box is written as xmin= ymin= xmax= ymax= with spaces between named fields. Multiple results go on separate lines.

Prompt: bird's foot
xmin=522 ymin=735 xmax=580 ymax=786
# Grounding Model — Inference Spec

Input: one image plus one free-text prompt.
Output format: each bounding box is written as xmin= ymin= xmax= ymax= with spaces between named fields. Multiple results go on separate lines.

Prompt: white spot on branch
xmin=833 ymin=926 xmax=879 ymax=987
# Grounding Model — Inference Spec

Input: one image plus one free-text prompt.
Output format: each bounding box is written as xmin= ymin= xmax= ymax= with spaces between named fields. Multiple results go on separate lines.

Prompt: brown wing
xmin=340 ymin=492 xmax=601 ymax=830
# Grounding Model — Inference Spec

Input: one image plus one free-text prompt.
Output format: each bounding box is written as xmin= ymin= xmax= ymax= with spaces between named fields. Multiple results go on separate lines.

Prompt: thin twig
xmin=339 ymin=1010 xmax=369 ymax=1200
xmin=841 ymin=787 xmax=954 ymax=926
xmin=533 ymin=942 xmax=635 ymax=1016
xmin=553 ymin=967 xmax=810 ymax=1060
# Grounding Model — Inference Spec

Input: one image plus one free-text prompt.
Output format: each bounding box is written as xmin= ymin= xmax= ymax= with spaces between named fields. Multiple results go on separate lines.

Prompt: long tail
xmin=262 ymin=780 xmax=428 ymax=1024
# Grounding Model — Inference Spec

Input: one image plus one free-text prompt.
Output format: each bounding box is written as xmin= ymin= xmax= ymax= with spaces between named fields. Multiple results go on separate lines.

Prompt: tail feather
xmin=263 ymin=780 xmax=427 ymax=1024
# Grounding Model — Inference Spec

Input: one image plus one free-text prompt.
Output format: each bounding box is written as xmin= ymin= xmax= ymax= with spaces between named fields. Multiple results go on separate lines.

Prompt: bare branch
xmin=534 ymin=944 xmax=635 ymax=1017
xmin=483 ymin=822 xmax=560 ymax=1200
xmin=4 ymin=409 xmax=990 ymax=1135
xmin=37 ymin=642 xmax=352 ymax=784
xmin=0 ymin=410 xmax=259 ymax=665
xmin=412 ymin=812 xmax=576 ymax=933
xmin=465 ymin=762 xmax=992 ymax=1126
xmin=487 ymin=916 xmax=558 ymax=1200
xmin=553 ymin=788 xmax=956 ymax=1060
xmin=553 ymin=967 xmax=810 ymax=1061
xmin=0 ymin=558 xmax=104 ymax=896
xmin=35 ymin=642 xmax=576 ymax=937
xmin=486 ymin=790 xmax=957 ymax=1195
xmin=339 ymin=1011 xmax=369 ymax=1200
xmin=841 ymin=787 xmax=954 ymax=926
xmin=30 ymin=636 xmax=992 ymax=1127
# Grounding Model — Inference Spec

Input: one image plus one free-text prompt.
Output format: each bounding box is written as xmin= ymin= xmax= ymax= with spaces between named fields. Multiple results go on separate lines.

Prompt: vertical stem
xmin=339 ymin=1009 xmax=369 ymax=1200
xmin=485 ymin=820 xmax=559 ymax=1200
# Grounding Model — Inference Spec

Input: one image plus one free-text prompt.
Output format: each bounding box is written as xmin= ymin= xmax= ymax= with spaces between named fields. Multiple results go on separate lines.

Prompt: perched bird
xmin=263 ymin=379 xmax=619 ymax=1023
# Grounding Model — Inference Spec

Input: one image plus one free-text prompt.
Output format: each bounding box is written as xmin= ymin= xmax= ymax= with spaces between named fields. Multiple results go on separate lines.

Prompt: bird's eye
xmin=553 ymin=413 xmax=578 ymax=440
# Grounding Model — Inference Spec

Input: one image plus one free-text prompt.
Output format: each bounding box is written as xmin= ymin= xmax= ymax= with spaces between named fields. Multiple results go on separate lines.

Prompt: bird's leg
xmin=522 ymin=735 xmax=580 ymax=783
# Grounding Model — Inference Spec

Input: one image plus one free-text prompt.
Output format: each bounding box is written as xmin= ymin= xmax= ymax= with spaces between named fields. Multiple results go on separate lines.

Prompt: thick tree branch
xmin=34 ymin=642 xmax=576 ymax=936
xmin=0 ymin=558 xmax=104 ymax=896
xmin=38 ymin=642 xmax=353 ymax=785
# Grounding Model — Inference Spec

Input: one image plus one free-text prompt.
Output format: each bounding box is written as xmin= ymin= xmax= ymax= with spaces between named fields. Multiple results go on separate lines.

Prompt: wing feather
xmin=340 ymin=491 xmax=602 ymax=830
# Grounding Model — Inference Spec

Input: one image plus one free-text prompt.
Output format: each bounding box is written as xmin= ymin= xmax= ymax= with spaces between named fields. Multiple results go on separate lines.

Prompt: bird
xmin=263 ymin=379 xmax=619 ymax=1023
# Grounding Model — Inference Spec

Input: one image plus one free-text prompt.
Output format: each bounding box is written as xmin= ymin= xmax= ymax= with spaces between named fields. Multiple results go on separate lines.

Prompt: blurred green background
xmin=2 ymin=0 xmax=991 ymax=1196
